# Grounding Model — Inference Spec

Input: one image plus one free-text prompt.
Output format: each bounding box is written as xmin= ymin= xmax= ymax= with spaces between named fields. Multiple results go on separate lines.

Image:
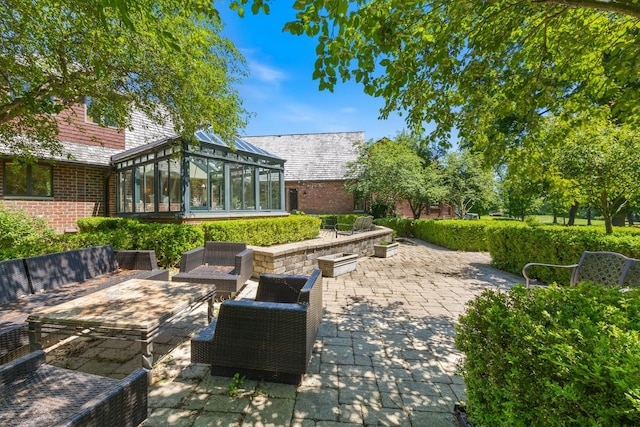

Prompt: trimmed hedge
xmin=487 ymin=225 xmax=640 ymax=284
xmin=413 ymin=219 xmax=493 ymax=252
xmin=456 ymin=283 xmax=640 ymax=426
xmin=200 ymin=215 xmax=321 ymax=246
xmin=72 ymin=218 xmax=204 ymax=268
xmin=374 ymin=217 xmax=414 ymax=238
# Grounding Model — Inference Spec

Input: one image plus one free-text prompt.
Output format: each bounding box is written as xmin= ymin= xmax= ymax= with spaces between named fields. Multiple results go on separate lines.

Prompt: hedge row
xmin=200 ymin=215 xmax=320 ymax=246
xmin=0 ymin=215 xmax=322 ymax=269
xmin=378 ymin=218 xmax=640 ymax=285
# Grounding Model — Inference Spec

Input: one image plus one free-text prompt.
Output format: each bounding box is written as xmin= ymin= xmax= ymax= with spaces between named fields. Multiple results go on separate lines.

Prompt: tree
xmin=345 ymin=136 xmax=427 ymax=218
xmin=1 ymin=0 xmax=248 ymax=159
xmin=554 ymin=114 xmax=640 ymax=234
xmin=441 ymin=150 xmax=497 ymax=219
xmin=283 ymin=1 xmax=640 ymax=158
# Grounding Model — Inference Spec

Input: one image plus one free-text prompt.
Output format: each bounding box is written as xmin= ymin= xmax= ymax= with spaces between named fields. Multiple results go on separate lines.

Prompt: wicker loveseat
xmin=172 ymin=242 xmax=253 ymax=298
xmin=0 ymin=245 xmax=168 ymax=365
xmin=522 ymin=250 xmax=640 ymax=288
xmin=191 ymin=269 xmax=323 ymax=385
xmin=0 ymin=350 xmax=147 ymax=426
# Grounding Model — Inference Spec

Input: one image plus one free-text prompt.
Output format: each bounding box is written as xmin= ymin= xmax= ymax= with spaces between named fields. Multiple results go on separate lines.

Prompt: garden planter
xmin=374 ymin=242 xmax=399 ymax=258
xmin=317 ymin=253 xmax=358 ymax=277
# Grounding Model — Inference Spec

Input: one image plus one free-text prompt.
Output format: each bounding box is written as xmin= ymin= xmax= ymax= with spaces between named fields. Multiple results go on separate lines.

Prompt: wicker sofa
xmin=191 ymin=269 xmax=323 ymax=385
xmin=0 ymin=245 xmax=168 ymax=365
xmin=172 ymin=242 xmax=253 ymax=298
xmin=0 ymin=350 xmax=147 ymax=426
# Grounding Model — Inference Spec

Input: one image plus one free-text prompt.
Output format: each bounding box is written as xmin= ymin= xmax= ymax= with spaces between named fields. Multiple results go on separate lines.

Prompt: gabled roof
xmin=242 ymin=132 xmax=364 ymax=181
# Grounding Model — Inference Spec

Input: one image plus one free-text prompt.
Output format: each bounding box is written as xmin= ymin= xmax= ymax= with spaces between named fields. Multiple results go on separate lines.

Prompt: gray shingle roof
xmin=242 ymin=132 xmax=364 ymax=181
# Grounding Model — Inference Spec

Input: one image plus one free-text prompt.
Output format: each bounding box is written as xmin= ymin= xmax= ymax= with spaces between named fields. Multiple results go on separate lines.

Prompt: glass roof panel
xmin=195 ymin=128 xmax=282 ymax=160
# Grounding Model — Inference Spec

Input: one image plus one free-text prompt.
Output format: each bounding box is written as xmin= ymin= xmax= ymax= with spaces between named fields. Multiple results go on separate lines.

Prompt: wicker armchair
xmin=205 ymin=269 xmax=322 ymax=385
xmin=0 ymin=350 xmax=147 ymax=426
xmin=172 ymin=242 xmax=253 ymax=298
xmin=522 ymin=251 xmax=640 ymax=288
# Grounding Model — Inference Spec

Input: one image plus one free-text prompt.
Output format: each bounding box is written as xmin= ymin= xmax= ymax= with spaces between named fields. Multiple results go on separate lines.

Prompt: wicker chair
xmin=172 ymin=242 xmax=253 ymax=298
xmin=201 ymin=269 xmax=322 ymax=385
xmin=522 ymin=251 xmax=640 ymax=288
xmin=0 ymin=350 xmax=147 ymax=426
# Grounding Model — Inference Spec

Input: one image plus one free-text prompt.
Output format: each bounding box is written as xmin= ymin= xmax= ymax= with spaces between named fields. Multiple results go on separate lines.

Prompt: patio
xmin=43 ymin=238 xmax=522 ymax=426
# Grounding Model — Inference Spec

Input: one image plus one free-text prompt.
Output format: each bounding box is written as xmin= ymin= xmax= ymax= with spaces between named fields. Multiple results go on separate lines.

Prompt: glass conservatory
xmin=112 ymin=129 xmax=285 ymax=219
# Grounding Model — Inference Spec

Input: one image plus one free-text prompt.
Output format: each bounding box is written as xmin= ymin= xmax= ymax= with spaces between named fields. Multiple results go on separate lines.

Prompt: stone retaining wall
xmin=251 ymin=226 xmax=394 ymax=277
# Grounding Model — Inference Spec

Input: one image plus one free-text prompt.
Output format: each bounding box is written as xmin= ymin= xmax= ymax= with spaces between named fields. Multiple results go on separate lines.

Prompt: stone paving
xmin=45 ymin=238 xmax=523 ymax=426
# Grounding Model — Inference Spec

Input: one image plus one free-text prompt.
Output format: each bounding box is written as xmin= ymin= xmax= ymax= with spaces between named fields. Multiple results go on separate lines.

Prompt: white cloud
xmin=247 ymin=60 xmax=287 ymax=84
xmin=340 ymin=107 xmax=357 ymax=114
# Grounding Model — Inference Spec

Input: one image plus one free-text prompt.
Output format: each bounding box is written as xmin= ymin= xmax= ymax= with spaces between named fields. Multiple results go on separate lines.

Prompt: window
xmin=3 ymin=161 xmax=53 ymax=197
xmin=85 ymin=96 xmax=118 ymax=128
xmin=230 ymin=164 xmax=256 ymax=211
xmin=259 ymin=168 xmax=281 ymax=210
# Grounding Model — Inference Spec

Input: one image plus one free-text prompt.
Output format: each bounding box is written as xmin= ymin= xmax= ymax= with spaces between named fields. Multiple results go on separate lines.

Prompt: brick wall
xmin=56 ymin=104 xmax=125 ymax=149
xmin=0 ymin=162 xmax=109 ymax=233
xmin=287 ymin=180 xmax=356 ymax=214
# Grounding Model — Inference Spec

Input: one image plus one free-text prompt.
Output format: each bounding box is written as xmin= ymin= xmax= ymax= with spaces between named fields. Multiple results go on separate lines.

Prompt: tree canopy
xmin=1 ymin=0 xmax=248 ymax=159
xmin=282 ymin=0 xmax=640 ymax=159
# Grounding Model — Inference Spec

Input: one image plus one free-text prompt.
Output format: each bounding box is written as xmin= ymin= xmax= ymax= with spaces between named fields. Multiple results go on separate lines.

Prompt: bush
xmin=486 ymin=225 xmax=640 ymax=284
xmin=0 ymin=205 xmax=61 ymax=259
xmin=65 ymin=218 xmax=204 ymax=268
xmin=456 ymin=283 xmax=640 ymax=426
xmin=374 ymin=217 xmax=414 ymax=237
xmin=413 ymin=219 xmax=492 ymax=251
xmin=200 ymin=215 xmax=321 ymax=246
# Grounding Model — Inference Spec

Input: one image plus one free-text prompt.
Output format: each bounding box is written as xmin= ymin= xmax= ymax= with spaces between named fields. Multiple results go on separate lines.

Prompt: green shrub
xmin=67 ymin=219 xmax=204 ymax=268
xmin=413 ymin=219 xmax=492 ymax=251
xmin=201 ymin=216 xmax=321 ymax=246
xmin=486 ymin=224 xmax=640 ymax=284
xmin=374 ymin=217 xmax=414 ymax=237
xmin=456 ymin=283 xmax=640 ymax=426
xmin=0 ymin=205 xmax=60 ymax=259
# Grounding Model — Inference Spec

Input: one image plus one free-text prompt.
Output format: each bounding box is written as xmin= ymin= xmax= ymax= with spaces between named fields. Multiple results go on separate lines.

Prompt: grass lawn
xmin=533 ymin=215 xmax=606 ymax=227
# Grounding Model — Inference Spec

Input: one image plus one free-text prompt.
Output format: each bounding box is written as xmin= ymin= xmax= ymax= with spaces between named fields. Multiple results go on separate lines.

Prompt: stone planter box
xmin=374 ymin=242 xmax=399 ymax=258
xmin=317 ymin=253 xmax=358 ymax=277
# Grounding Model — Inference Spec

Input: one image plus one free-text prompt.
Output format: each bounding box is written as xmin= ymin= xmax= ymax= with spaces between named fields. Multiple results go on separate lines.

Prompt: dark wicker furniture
xmin=0 ymin=350 xmax=147 ymax=426
xmin=0 ymin=245 xmax=167 ymax=365
xmin=172 ymin=242 xmax=253 ymax=298
xmin=522 ymin=250 xmax=640 ymax=288
xmin=192 ymin=269 xmax=323 ymax=385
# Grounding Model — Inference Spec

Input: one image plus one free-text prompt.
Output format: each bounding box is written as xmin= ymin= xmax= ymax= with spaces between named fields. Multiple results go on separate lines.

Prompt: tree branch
xmin=532 ymin=0 xmax=640 ymax=19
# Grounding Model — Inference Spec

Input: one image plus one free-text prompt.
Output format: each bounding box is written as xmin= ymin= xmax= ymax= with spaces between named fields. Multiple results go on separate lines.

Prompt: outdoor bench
xmin=0 ymin=245 xmax=168 ymax=365
xmin=334 ymin=215 xmax=374 ymax=237
xmin=191 ymin=269 xmax=322 ymax=385
xmin=172 ymin=241 xmax=253 ymax=299
xmin=0 ymin=350 xmax=147 ymax=426
xmin=522 ymin=250 xmax=640 ymax=288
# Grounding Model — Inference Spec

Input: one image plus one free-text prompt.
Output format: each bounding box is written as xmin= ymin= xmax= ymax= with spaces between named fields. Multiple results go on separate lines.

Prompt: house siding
xmin=56 ymin=104 xmax=125 ymax=149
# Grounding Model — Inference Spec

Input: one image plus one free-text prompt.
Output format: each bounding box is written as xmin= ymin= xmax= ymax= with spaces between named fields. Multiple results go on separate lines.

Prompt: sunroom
xmin=112 ymin=129 xmax=286 ymax=221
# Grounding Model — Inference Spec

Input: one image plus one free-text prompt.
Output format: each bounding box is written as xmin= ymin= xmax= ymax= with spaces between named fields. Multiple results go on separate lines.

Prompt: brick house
xmin=244 ymin=132 xmax=454 ymax=219
xmin=243 ymin=132 xmax=364 ymax=214
xmin=1 ymin=102 xmax=286 ymax=233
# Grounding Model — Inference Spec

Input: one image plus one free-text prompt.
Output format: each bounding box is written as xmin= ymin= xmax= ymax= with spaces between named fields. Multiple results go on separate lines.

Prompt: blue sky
xmin=219 ymin=4 xmax=410 ymax=142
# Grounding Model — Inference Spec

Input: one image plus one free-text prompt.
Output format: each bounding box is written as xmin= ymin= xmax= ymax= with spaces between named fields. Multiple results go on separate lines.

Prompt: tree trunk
xmin=567 ymin=202 xmax=579 ymax=226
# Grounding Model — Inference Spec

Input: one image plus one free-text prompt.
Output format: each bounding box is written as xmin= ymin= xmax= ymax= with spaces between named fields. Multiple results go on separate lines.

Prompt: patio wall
xmin=251 ymin=226 xmax=393 ymax=276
